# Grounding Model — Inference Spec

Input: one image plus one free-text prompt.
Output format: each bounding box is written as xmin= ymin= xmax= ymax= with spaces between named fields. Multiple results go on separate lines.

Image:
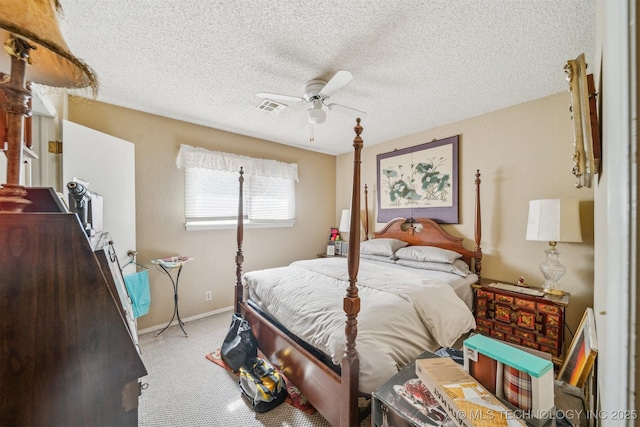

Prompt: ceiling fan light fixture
xmin=308 ymin=108 xmax=326 ymax=125
xmin=257 ymin=70 xmax=366 ymax=139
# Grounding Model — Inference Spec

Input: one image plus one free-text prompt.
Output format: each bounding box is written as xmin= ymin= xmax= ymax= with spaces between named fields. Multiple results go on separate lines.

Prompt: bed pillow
xmin=395 ymin=245 xmax=462 ymax=264
xmin=359 ymin=238 xmax=408 ymax=257
xmin=396 ymin=258 xmax=471 ymax=277
xmin=360 ymin=254 xmax=397 ymax=264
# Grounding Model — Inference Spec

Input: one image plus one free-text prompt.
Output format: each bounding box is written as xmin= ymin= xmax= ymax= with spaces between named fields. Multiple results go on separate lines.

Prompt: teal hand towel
xmin=124 ymin=270 xmax=151 ymax=318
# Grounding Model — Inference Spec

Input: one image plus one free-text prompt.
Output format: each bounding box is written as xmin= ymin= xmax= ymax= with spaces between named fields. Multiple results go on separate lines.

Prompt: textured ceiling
xmin=57 ymin=0 xmax=595 ymax=155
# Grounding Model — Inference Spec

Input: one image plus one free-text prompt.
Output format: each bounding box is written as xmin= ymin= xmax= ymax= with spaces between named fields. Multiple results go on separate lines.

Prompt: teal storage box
xmin=463 ymin=334 xmax=555 ymax=426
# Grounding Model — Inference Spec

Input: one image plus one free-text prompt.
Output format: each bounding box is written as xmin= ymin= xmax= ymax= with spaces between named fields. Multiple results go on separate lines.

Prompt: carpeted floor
xmin=137 ymin=309 xmax=370 ymax=426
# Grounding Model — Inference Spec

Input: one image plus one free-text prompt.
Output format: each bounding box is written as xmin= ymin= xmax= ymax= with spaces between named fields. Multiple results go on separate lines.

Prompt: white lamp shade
xmin=339 ymin=209 xmax=351 ymax=233
xmin=526 ymin=199 xmax=583 ymax=243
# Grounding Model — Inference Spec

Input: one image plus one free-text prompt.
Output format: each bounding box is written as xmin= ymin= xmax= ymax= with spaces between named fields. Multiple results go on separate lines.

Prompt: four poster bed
xmin=233 ymin=119 xmax=483 ymax=426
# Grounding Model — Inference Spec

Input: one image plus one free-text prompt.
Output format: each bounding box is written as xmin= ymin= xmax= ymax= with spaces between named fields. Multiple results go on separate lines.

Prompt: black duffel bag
xmin=220 ymin=313 xmax=258 ymax=371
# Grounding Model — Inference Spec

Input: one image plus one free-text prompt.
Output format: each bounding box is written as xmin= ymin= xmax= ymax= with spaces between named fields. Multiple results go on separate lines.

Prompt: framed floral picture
xmin=376 ymin=135 xmax=459 ymax=224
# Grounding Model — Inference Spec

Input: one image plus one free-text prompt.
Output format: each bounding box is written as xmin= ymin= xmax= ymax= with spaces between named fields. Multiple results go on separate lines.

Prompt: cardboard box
xmin=373 ymin=352 xmax=453 ymax=426
xmin=463 ymin=334 xmax=554 ymax=426
xmin=416 ymin=357 xmax=526 ymax=427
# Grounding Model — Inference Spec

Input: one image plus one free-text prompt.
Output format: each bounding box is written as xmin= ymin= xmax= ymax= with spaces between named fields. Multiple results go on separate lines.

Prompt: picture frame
xmin=326 ymin=244 xmax=335 ymax=256
xmin=564 ymin=53 xmax=601 ymax=189
xmin=557 ymin=307 xmax=598 ymax=388
xmin=377 ymin=135 xmax=459 ymax=224
xmin=334 ymin=241 xmax=342 ymax=256
xmin=340 ymin=242 xmax=349 ymax=256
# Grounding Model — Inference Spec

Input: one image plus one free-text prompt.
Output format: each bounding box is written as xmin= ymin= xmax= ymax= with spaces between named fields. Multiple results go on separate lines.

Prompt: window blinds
xmin=177 ymin=144 xmax=298 ymax=229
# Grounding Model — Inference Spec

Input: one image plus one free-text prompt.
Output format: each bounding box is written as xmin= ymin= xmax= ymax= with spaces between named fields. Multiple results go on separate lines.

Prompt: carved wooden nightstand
xmin=472 ymin=279 xmax=570 ymax=366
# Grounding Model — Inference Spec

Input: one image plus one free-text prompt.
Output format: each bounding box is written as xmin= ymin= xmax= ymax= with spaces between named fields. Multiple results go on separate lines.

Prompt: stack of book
xmin=416 ymin=357 xmax=526 ymax=427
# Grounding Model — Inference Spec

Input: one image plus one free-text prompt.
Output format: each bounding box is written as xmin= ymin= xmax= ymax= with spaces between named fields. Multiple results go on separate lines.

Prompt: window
xmin=177 ymin=144 xmax=298 ymax=230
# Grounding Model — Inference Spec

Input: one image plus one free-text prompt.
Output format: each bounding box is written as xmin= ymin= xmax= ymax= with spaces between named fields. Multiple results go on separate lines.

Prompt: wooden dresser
xmin=0 ymin=188 xmax=147 ymax=426
xmin=472 ymin=280 xmax=569 ymax=366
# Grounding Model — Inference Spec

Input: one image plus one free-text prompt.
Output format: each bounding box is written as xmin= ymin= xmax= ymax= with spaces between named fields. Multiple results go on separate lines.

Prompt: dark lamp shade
xmin=0 ymin=0 xmax=97 ymax=91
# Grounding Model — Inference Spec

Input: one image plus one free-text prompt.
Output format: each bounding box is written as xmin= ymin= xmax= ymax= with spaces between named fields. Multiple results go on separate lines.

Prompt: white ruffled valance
xmin=176 ymin=144 xmax=298 ymax=182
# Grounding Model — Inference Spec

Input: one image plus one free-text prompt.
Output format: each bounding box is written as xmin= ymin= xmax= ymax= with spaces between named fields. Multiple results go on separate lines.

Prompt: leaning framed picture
xmin=557 ymin=307 xmax=598 ymax=388
xmin=377 ymin=135 xmax=459 ymax=224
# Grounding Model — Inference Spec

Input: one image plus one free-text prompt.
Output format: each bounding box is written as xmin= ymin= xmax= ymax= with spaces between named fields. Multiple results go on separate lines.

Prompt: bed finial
xmin=353 ymin=117 xmax=363 ymax=139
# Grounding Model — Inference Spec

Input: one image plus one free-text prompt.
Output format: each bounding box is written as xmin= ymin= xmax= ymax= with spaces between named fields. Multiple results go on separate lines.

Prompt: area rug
xmin=206 ymin=348 xmax=316 ymax=415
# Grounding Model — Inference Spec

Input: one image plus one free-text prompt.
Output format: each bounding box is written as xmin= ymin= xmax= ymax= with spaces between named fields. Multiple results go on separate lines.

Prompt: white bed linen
xmin=243 ymin=257 xmax=476 ymax=394
xmin=378 ymin=262 xmax=477 ymax=309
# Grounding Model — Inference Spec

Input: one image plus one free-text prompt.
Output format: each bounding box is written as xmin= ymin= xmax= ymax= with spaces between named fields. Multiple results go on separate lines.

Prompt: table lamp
xmin=337 ymin=209 xmax=351 ymax=255
xmin=525 ymin=199 xmax=582 ymax=295
xmin=339 ymin=209 xmax=351 ymax=235
xmin=0 ymin=0 xmax=98 ymax=211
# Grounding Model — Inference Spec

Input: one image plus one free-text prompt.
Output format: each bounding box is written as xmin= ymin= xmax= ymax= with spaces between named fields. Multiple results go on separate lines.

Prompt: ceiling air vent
xmin=256 ymin=98 xmax=287 ymax=114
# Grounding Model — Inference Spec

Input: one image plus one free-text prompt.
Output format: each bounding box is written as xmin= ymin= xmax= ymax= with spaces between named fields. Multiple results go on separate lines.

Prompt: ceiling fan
xmin=257 ymin=70 xmax=367 ymax=141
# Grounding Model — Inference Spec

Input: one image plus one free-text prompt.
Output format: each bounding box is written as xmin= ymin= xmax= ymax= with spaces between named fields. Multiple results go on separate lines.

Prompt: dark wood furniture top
xmin=235 ymin=119 xmax=482 ymax=426
xmin=0 ymin=190 xmax=147 ymax=426
xmin=472 ymin=279 xmax=569 ymax=366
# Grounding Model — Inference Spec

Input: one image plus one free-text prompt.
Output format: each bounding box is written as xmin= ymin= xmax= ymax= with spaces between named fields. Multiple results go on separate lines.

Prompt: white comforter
xmin=243 ymin=257 xmax=476 ymax=394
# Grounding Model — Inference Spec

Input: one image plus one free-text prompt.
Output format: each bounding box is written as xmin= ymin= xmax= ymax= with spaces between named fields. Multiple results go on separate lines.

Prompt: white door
xmin=62 ymin=120 xmax=136 ymax=266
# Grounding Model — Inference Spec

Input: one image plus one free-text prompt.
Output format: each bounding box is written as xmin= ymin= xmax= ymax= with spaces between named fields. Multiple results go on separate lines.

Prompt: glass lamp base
xmin=543 ymin=285 xmax=566 ymax=296
xmin=540 ymin=245 xmax=567 ymax=296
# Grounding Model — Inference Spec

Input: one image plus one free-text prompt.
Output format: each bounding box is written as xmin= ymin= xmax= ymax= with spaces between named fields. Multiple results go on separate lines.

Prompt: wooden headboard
xmin=373 ymin=218 xmax=477 ymax=267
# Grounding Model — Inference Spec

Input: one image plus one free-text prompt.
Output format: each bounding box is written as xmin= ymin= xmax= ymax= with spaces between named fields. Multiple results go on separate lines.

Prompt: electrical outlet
xmin=205 ymin=291 xmax=212 ymax=301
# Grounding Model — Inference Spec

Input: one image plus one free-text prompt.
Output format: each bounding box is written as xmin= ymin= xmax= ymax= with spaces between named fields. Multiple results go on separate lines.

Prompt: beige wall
xmin=68 ymin=92 xmax=595 ymax=336
xmin=336 ymin=92 xmax=595 ymax=334
xmin=68 ymin=97 xmax=336 ymax=331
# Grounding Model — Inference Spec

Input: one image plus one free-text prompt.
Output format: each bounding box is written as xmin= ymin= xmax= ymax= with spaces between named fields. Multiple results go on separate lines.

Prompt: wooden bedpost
xmin=234 ymin=167 xmax=245 ymax=313
xmin=342 ymin=119 xmax=362 ymax=427
xmin=364 ymin=184 xmax=369 ymax=241
xmin=474 ymin=169 xmax=482 ymax=278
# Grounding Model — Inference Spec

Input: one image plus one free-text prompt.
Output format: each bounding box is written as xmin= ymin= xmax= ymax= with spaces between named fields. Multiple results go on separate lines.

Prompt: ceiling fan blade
xmin=327 ymin=103 xmax=367 ymax=119
xmin=256 ymin=92 xmax=305 ymax=103
xmin=319 ymin=70 xmax=353 ymax=98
